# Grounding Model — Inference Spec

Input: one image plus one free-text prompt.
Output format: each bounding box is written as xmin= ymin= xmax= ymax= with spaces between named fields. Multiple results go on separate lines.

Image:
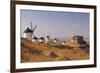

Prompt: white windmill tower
xmin=23 ymin=27 xmax=33 ymax=40
xmin=53 ymin=38 xmax=57 ymax=43
xmin=45 ymin=35 xmax=50 ymax=43
xmin=22 ymin=22 xmax=37 ymax=41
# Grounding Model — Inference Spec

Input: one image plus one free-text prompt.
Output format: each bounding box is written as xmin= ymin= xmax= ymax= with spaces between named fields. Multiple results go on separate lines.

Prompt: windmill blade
xmin=32 ymin=25 xmax=37 ymax=33
xmin=32 ymin=25 xmax=37 ymax=37
xmin=30 ymin=22 xmax=33 ymax=30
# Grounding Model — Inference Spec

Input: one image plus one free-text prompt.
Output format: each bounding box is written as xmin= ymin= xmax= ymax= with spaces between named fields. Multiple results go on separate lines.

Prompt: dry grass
xmin=21 ymin=38 xmax=89 ymax=63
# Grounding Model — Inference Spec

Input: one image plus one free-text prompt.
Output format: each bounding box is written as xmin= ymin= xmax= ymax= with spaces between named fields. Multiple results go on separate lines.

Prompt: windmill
xmin=30 ymin=22 xmax=37 ymax=38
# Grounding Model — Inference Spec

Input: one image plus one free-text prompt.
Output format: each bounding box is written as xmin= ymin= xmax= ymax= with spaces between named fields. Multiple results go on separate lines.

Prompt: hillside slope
xmin=21 ymin=38 xmax=89 ymax=63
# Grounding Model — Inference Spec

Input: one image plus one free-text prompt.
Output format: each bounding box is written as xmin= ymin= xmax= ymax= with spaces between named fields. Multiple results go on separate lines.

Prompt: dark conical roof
xmin=33 ymin=36 xmax=38 ymax=39
xmin=40 ymin=37 xmax=45 ymax=40
xmin=24 ymin=28 xmax=33 ymax=33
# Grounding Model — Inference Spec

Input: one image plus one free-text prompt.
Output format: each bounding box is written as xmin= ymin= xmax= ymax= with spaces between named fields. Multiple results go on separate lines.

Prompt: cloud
xmin=73 ymin=24 xmax=79 ymax=26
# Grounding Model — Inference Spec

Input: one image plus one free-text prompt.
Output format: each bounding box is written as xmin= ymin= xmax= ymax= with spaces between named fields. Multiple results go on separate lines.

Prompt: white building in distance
xmin=45 ymin=36 xmax=50 ymax=43
xmin=32 ymin=36 xmax=38 ymax=42
xmin=53 ymin=38 xmax=57 ymax=43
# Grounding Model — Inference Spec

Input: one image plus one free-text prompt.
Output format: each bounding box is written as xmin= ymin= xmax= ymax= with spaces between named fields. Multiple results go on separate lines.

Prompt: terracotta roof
xmin=24 ymin=28 xmax=33 ymax=33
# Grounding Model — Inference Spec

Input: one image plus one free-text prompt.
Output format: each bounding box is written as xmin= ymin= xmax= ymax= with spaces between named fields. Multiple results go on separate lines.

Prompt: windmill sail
xmin=32 ymin=25 xmax=37 ymax=33
xmin=30 ymin=22 xmax=33 ymax=30
xmin=30 ymin=22 xmax=37 ymax=37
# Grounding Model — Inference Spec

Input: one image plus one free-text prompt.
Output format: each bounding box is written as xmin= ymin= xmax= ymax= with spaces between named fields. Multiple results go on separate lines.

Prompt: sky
xmin=20 ymin=10 xmax=89 ymax=39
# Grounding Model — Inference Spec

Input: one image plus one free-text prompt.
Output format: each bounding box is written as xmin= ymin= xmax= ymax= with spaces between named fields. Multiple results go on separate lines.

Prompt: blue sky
xmin=20 ymin=10 xmax=89 ymax=38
